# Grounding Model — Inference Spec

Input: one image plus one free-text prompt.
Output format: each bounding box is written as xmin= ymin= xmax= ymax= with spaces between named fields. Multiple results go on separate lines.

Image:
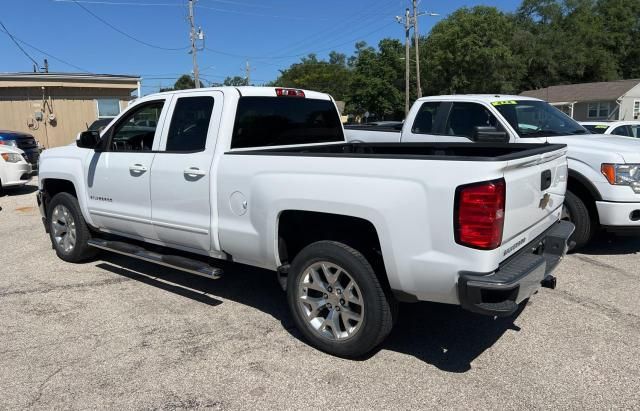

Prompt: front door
xmin=150 ymin=91 xmax=223 ymax=253
xmin=86 ymin=99 xmax=170 ymax=239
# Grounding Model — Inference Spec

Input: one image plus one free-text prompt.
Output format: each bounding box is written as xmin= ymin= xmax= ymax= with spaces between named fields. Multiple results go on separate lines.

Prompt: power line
xmin=66 ymin=0 xmax=189 ymax=51
xmin=0 ymin=23 xmax=91 ymax=72
xmin=0 ymin=20 xmax=41 ymax=70
xmin=205 ymin=20 xmax=395 ymax=61
xmin=53 ymin=0 xmax=181 ymax=6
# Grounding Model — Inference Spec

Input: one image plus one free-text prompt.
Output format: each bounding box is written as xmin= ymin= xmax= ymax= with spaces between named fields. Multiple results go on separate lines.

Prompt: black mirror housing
xmin=76 ymin=130 xmax=101 ymax=149
xmin=472 ymin=126 xmax=509 ymax=143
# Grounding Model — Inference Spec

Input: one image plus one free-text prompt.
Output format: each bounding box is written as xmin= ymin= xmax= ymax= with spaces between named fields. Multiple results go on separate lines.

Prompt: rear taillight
xmin=275 ymin=88 xmax=305 ymax=97
xmin=454 ymin=178 xmax=506 ymax=250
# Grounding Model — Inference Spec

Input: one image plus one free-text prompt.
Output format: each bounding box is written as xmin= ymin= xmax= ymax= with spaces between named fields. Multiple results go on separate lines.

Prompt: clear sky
xmin=1 ymin=0 xmax=520 ymax=95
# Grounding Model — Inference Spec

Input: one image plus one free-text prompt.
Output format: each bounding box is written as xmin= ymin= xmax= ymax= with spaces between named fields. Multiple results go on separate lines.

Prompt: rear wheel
xmin=286 ymin=241 xmax=396 ymax=358
xmin=47 ymin=192 xmax=97 ymax=263
xmin=562 ymin=190 xmax=593 ymax=251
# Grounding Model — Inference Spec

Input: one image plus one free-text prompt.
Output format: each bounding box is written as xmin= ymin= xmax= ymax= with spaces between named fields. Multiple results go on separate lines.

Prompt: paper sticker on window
xmin=595 ymin=125 xmax=608 ymax=129
xmin=491 ymin=100 xmax=517 ymax=106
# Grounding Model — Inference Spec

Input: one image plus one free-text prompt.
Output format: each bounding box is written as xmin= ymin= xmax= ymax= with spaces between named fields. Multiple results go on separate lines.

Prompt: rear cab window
xmin=231 ymin=97 xmax=344 ymax=149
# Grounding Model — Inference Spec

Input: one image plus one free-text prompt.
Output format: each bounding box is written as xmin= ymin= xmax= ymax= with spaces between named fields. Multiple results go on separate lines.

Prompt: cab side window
xmin=446 ymin=102 xmax=500 ymax=138
xmin=612 ymin=125 xmax=631 ymax=137
xmin=109 ymin=101 xmax=164 ymax=152
xmin=165 ymin=96 xmax=214 ymax=152
xmin=630 ymin=125 xmax=640 ymax=138
xmin=411 ymin=102 xmax=440 ymax=134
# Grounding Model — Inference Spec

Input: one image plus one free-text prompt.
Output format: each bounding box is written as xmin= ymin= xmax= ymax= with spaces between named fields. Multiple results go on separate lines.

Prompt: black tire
xmin=564 ymin=190 xmax=594 ymax=251
xmin=286 ymin=240 xmax=397 ymax=358
xmin=47 ymin=192 xmax=97 ymax=263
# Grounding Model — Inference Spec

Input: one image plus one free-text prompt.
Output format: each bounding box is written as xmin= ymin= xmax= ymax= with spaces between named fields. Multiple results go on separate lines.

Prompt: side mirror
xmin=76 ymin=130 xmax=101 ymax=149
xmin=472 ymin=126 xmax=509 ymax=143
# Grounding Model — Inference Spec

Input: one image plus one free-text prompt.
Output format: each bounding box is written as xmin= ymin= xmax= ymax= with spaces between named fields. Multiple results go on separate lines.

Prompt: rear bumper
xmin=596 ymin=201 xmax=640 ymax=226
xmin=457 ymin=220 xmax=574 ymax=317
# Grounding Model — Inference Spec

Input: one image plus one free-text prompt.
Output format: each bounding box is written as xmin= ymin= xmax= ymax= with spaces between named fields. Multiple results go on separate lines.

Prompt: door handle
xmin=184 ymin=167 xmax=206 ymax=177
xmin=129 ymin=164 xmax=148 ymax=173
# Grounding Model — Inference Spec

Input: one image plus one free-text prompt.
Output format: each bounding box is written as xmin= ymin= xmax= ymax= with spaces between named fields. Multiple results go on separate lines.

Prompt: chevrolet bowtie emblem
xmin=539 ymin=193 xmax=551 ymax=209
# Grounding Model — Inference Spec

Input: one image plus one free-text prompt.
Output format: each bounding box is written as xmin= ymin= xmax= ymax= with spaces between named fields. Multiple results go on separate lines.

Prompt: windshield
xmin=493 ymin=100 xmax=588 ymax=137
xmin=582 ymin=124 xmax=609 ymax=134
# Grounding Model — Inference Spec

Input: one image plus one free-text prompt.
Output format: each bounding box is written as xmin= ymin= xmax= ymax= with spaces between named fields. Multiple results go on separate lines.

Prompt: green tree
xmin=348 ymin=40 xmax=404 ymax=119
xmin=272 ymin=52 xmax=353 ymax=101
xmin=223 ymin=76 xmax=249 ymax=86
xmin=596 ymin=0 xmax=640 ymax=78
xmin=422 ymin=6 xmax=526 ymax=95
xmin=173 ymin=74 xmax=204 ymax=90
xmin=515 ymin=0 xmax=618 ymax=90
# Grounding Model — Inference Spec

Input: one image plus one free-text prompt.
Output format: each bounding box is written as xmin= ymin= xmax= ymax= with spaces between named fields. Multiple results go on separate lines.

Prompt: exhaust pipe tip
xmin=541 ymin=275 xmax=557 ymax=290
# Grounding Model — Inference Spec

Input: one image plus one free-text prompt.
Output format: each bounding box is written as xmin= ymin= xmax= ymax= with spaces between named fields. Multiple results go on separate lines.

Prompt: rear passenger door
xmin=150 ymin=91 xmax=223 ymax=253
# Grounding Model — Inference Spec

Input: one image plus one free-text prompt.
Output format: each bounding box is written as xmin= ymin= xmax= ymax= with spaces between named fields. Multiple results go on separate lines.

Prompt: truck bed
xmin=228 ymin=142 xmax=567 ymax=162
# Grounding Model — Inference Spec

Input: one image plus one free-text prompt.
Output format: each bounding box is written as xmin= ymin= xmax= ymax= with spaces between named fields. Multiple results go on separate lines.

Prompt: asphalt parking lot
xmin=1 ymin=179 xmax=639 ymax=410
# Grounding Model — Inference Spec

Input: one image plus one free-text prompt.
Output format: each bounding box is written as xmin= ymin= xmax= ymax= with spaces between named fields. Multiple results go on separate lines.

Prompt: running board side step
xmin=88 ymin=239 xmax=223 ymax=279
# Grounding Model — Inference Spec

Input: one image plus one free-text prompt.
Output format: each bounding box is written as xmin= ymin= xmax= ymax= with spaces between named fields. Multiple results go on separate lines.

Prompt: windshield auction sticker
xmin=491 ymin=100 xmax=518 ymax=106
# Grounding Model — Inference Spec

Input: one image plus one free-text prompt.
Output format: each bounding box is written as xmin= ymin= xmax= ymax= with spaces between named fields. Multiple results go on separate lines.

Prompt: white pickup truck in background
xmin=346 ymin=95 xmax=640 ymax=250
xmin=37 ymin=87 xmax=572 ymax=357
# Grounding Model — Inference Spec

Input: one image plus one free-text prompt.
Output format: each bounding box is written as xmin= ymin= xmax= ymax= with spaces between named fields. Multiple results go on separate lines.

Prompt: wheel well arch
xmin=567 ymin=171 xmax=600 ymax=220
xmin=277 ymin=210 xmax=389 ymax=288
xmin=41 ymin=178 xmax=78 ymax=213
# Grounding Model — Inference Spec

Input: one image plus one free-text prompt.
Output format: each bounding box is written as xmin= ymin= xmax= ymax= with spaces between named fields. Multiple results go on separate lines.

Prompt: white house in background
xmin=520 ymin=79 xmax=640 ymax=121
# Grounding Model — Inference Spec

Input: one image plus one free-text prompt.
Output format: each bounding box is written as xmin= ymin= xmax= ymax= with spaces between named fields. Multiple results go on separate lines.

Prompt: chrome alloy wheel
xmin=51 ymin=204 xmax=77 ymax=253
xmin=297 ymin=261 xmax=364 ymax=341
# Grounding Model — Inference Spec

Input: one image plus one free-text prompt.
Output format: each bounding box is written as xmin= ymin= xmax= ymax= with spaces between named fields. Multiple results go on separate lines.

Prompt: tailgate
xmin=500 ymin=147 xmax=568 ymax=260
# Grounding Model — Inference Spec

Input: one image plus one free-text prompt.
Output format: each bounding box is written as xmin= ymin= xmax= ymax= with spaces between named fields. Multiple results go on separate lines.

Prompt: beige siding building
xmin=0 ymin=72 xmax=140 ymax=148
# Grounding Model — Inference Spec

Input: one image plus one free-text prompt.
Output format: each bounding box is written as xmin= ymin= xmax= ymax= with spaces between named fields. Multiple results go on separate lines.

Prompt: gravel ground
xmin=1 ymin=179 xmax=639 ymax=410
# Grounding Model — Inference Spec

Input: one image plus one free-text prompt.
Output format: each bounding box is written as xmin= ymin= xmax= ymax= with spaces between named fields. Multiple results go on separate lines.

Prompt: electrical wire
xmin=205 ymin=20 xmax=396 ymax=60
xmin=67 ymin=0 xmax=190 ymax=51
xmin=0 ymin=20 xmax=41 ymax=69
xmin=53 ymin=0 xmax=181 ymax=6
xmin=0 ymin=23 xmax=92 ymax=72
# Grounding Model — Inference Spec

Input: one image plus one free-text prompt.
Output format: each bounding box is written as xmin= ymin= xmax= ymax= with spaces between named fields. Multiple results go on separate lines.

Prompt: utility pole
xmin=412 ymin=0 xmax=422 ymax=98
xmin=410 ymin=1 xmax=439 ymax=98
xmin=188 ymin=0 xmax=205 ymax=88
xmin=396 ymin=9 xmax=411 ymax=117
xmin=245 ymin=60 xmax=251 ymax=85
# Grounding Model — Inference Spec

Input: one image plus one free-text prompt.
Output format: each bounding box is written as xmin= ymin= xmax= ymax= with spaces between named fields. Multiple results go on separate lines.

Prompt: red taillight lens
xmin=275 ymin=88 xmax=305 ymax=97
xmin=454 ymin=178 xmax=505 ymax=250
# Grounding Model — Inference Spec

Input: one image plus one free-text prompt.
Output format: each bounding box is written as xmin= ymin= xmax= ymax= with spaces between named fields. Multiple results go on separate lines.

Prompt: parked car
xmin=0 ymin=145 xmax=32 ymax=194
xmin=580 ymin=121 xmax=640 ymax=138
xmin=36 ymin=87 xmax=572 ymax=357
xmin=0 ymin=130 xmax=40 ymax=170
xmin=345 ymin=95 xmax=640 ymax=250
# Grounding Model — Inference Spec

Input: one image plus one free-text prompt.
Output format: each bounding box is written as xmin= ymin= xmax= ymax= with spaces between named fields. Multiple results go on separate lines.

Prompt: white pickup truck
xmin=37 ymin=87 xmax=573 ymax=357
xmin=346 ymin=95 xmax=640 ymax=250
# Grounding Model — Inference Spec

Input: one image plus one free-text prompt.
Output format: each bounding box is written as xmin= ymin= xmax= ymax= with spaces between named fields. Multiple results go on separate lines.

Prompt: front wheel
xmin=562 ymin=190 xmax=594 ymax=251
xmin=286 ymin=241 xmax=397 ymax=358
xmin=47 ymin=192 xmax=97 ymax=263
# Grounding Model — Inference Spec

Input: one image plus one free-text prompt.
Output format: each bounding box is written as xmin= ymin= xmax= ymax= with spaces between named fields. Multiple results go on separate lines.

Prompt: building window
xmin=634 ymin=100 xmax=640 ymax=119
xmin=97 ymin=99 xmax=121 ymax=118
xmin=587 ymin=102 xmax=611 ymax=119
